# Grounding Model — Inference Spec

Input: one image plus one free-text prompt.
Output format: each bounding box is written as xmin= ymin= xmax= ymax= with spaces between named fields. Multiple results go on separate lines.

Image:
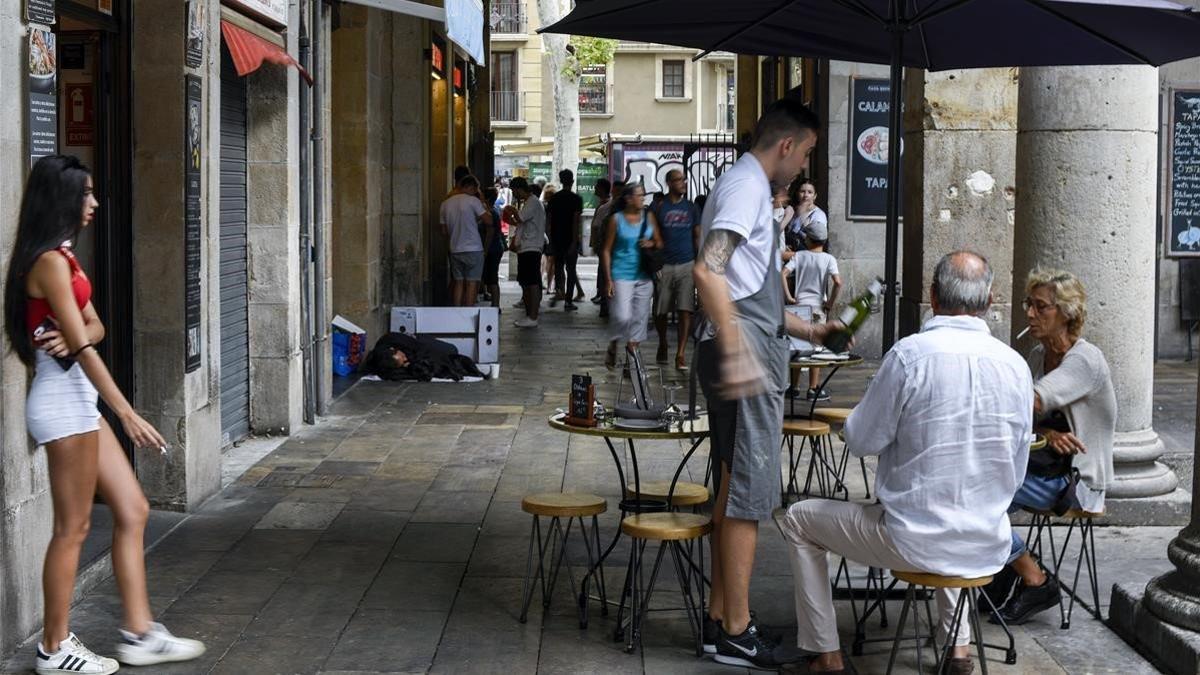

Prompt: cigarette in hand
xmin=159 ymin=446 xmax=168 ymax=456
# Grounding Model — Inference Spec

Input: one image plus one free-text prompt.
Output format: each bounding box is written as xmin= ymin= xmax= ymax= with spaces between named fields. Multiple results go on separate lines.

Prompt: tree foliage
xmin=564 ymin=36 xmax=617 ymax=78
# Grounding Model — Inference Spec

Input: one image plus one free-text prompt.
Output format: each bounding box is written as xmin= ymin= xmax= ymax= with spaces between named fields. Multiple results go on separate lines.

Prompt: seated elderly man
xmin=775 ymin=251 xmax=1033 ymax=675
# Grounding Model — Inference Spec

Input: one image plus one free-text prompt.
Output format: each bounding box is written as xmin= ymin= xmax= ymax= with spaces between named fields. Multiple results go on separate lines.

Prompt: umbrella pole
xmin=882 ymin=26 xmax=905 ymax=353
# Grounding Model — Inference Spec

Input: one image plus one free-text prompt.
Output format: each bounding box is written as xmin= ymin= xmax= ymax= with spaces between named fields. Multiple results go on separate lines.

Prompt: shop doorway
xmin=57 ymin=0 xmax=135 ymax=462
xmin=218 ymin=45 xmax=252 ymax=446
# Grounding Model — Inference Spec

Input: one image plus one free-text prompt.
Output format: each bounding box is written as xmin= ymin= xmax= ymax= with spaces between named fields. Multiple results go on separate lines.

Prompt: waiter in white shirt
xmin=693 ymin=98 xmax=840 ymax=670
xmin=775 ymin=251 xmax=1033 ymax=675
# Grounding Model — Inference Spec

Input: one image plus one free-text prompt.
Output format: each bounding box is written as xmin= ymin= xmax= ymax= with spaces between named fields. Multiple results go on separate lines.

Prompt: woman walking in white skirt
xmin=4 ymin=155 xmax=205 ymax=674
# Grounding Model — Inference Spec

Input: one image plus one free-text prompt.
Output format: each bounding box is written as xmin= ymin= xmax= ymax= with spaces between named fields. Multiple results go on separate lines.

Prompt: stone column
xmin=1013 ymin=66 xmax=1181 ymax=518
xmin=900 ymin=68 xmax=1018 ymax=342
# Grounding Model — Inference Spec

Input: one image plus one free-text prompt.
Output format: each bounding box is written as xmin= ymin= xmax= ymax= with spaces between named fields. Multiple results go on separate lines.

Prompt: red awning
xmin=220 ymin=20 xmax=313 ymax=86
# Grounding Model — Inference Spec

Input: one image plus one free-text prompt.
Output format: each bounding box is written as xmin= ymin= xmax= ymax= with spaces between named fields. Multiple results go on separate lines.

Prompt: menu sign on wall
xmin=847 ymin=78 xmax=903 ymax=221
xmin=1168 ymin=90 xmax=1200 ymax=258
xmin=28 ymin=27 xmax=57 ymax=166
xmin=25 ymin=0 xmax=54 ymax=25
xmin=184 ymin=76 xmax=203 ymax=372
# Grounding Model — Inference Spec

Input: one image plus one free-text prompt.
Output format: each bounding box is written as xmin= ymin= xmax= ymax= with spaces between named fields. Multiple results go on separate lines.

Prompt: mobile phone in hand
xmin=33 ymin=318 xmax=75 ymax=371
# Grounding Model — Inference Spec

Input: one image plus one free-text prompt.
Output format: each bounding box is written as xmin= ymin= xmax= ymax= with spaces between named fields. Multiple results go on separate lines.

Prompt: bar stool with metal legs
xmin=812 ymin=406 xmax=871 ymax=500
xmin=780 ymin=418 xmax=835 ymax=505
xmin=519 ymin=493 xmax=608 ymax=625
xmin=1022 ymin=507 xmax=1104 ymax=629
xmin=885 ymin=571 xmax=998 ymax=675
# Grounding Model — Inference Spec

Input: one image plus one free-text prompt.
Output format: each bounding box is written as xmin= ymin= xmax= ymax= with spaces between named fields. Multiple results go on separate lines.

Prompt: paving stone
xmin=411 ymin=490 xmax=494 ymax=524
xmin=323 ymin=609 xmax=447 ymax=673
xmin=290 ymin=541 xmax=391 ymax=591
xmin=390 ymin=522 xmax=479 ymax=562
xmin=243 ymin=582 xmax=363 ymax=638
xmin=320 ymin=509 xmax=410 ymax=545
xmin=139 ymin=612 xmax=255 ymax=675
xmin=361 ymin=561 xmax=465 ymax=612
xmin=167 ymin=569 xmax=288 ymax=616
xmin=254 ymin=501 xmax=346 ymax=531
xmin=312 ymin=460 xmax=382 ymax=477
xmin=212 ymin=635 xmax=337 ymax=675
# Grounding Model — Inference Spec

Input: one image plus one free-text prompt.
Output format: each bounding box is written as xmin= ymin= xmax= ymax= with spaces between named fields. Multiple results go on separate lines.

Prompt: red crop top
xmin=25 ymin=248 xmax=92 ymax=336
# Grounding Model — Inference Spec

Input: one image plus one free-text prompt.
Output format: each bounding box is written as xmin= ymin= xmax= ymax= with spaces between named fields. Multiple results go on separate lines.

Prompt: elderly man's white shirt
xmin=845 ymin=315 xmax=1033 ymax=577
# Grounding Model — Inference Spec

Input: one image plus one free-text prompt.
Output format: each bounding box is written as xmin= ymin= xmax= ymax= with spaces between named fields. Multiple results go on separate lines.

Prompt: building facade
xmin=488 ymin=0 xmax=735 ymax=176
xmin=0 ymin=0 xmax=488 ymax=656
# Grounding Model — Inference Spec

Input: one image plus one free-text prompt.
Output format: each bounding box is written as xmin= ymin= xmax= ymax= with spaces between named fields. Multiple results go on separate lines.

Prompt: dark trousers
xmin=554 ymin=245 xmax=579 ymax=302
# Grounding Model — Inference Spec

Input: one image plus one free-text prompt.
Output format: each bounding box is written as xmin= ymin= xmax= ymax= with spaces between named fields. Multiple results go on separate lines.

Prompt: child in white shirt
xmin=783 ymin=219 xmax=842 ymax=401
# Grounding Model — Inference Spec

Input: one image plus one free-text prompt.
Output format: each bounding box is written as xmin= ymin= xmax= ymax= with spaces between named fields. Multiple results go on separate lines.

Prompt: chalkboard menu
xmin=567 ymin=374 xmax=595 ymax=427
xmin=1169 ymin=89 xmax=1200 ymax=258
xmin=184 ymin=76 xmax=203 ymax=372
xmin=847 ymin=78 xmax=903 ymax=221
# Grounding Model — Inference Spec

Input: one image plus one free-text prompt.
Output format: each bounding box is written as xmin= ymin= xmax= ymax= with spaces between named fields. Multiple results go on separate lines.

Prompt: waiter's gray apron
xmin=698 ymin=234 xmax=788 ymax=522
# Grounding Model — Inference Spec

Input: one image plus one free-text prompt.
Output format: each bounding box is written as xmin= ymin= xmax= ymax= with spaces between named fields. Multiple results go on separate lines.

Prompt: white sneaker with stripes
xmin=115 ymin=622 xmax=205 ymax=667
xmin=35 ymin=633 xmax=119 ymax=674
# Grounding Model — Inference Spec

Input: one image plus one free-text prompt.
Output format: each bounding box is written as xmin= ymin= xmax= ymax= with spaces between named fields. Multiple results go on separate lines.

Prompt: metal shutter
xmin=219 ymin=46 xmax=250 ymax=445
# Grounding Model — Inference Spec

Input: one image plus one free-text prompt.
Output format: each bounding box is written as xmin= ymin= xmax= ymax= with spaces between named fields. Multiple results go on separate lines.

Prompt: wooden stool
xmin=886 ymin=571 xmax=998 ymax=675
xmin=617 ymin=512 xmax=712 ymax=655
xmin=625 ymin=480 xmax=710 ymax=508
xmin=813 ymin=405 xmax=871 ymax=500
xmin=519 ymin=493 xmax=608 ymax=625
xmin=780 ymin=418 xmax=838 ymax=504
xmin=1023 ymin=507 xmax=1104 ymax=628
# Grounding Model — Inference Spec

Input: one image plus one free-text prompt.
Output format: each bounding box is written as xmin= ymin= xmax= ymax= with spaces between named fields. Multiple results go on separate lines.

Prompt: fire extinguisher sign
xmin=64 ymin=83 xmax=93 ymax=146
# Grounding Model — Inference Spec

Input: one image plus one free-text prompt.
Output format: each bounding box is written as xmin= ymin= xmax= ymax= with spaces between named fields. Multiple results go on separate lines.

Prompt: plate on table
xmin=812 ymin=352 xmax=852 ymax=362
xmin=613 ymin=418 xmax=667 ymax=431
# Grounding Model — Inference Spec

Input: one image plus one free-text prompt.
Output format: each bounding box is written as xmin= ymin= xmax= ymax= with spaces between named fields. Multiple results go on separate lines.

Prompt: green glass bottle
xmin=824 ymin=277 xmax=884 ymax=353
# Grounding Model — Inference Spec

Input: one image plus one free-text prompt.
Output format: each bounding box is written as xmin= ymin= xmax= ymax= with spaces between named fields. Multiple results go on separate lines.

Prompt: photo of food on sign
xmin=856 ymin=125 xmax=889 ymax=165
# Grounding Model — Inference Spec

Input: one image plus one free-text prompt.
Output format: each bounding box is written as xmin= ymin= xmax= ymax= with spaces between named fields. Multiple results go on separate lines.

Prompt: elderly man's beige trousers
xmin=775 ymin=500 xmax=971 ymax=653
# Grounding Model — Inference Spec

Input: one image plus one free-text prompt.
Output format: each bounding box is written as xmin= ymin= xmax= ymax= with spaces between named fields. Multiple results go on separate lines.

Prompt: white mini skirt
xmin=26 ymin=350 xmax=101 ymax=445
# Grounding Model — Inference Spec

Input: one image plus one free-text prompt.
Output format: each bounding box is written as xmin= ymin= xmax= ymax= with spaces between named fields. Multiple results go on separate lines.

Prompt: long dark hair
xmin=4 ymin=155 xmax=91 ymax=366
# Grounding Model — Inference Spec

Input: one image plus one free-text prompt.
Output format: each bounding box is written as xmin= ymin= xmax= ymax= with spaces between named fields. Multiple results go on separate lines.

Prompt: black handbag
xmin=1028 ymin=410 xmax=1074 ymax=478
xmin=638 ymin=216 xmax=664 ymax=276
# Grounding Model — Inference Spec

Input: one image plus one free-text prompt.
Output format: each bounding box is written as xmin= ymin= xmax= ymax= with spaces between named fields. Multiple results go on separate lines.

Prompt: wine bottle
xmin=824 ymin=277 xmax=884 ymax=353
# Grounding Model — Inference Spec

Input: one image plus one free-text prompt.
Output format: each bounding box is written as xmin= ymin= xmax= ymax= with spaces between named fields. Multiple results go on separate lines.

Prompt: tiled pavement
xmin=2 ymin=260 xmax=1193 ymax=674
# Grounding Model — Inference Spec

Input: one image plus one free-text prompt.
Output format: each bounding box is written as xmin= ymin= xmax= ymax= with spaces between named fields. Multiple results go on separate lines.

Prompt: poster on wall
xmin=25 ymin=0 xmax=54 ymax=25
xmin=184 ymin=76 xmax=203 ymax=373
xmin=1168 ymin=90 xmax=1200 ymax=258
xmin=64 ymin=83 xmax=94 ymax=146
xmin=28 ymin=27 xmax=57 ymax=167
xmin=185 ymin=0 xmax=205 ymax=68
xmin=847 ymin=78 xmax=903 ymax=221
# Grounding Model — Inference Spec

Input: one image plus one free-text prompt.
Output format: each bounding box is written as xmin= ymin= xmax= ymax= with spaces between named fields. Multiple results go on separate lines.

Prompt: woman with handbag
xmin=982 ymin=269 xmax=1116 ymax=626
xmin=5 ymin=156 xmax=205 ymax=674
xmin=600 ymin=183 xmax=663 ymax=369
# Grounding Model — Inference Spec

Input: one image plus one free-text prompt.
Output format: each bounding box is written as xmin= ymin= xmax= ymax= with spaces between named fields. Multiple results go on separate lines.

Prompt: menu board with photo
xmin=847 ymin=78 xmax=903 ymax=221
xmin=1168 ymin=89 xmax=1200 ymax=258
xmin=184 ymin=76 xmax=203 ymax=372
xmin=28 ymin=27 xmax=57 ymax=167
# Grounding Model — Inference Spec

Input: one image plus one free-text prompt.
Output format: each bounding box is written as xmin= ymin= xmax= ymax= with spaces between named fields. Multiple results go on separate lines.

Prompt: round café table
xmin=788 ymin=353 xmax=865 ymax=418
xmin=547 ymin=412 xmax=711 ymax=635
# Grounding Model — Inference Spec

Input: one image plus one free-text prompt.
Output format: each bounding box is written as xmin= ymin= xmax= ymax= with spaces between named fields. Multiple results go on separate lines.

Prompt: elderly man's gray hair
xmin=932 ymin=251 xmax=993 ymax=316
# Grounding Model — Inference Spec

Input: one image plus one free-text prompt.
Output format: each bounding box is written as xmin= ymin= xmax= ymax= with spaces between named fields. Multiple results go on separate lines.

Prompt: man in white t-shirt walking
xmin=439 ymin=174 xmax=494 ymax=307
xmin=693 ymin=98 xmax=839 ymax=670
xmin=783 ymin=218 xmax=842 ymax=400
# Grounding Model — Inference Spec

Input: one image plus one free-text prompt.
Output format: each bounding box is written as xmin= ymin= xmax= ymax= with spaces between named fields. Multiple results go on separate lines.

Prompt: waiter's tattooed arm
xmin=693 ymin=229 xmax=766 ymax=398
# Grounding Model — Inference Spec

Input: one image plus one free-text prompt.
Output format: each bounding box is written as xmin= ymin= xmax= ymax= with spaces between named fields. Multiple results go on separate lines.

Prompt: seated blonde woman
xmin=984 ymin=269 xmax=1116 ymax=625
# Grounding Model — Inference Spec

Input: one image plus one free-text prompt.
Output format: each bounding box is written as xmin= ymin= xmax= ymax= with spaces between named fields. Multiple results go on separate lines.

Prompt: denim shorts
xmin=450 ymin=251 xmax=484 ymax=281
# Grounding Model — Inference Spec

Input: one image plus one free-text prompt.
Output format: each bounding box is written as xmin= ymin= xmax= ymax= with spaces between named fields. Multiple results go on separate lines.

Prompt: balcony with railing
xmin=579 ymin=77 xmax=612 ymax=116
xmin=491 ymin=91 xmax=525 ymax=124
xmin=489 ymin=1 xmax=527 ymax=37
